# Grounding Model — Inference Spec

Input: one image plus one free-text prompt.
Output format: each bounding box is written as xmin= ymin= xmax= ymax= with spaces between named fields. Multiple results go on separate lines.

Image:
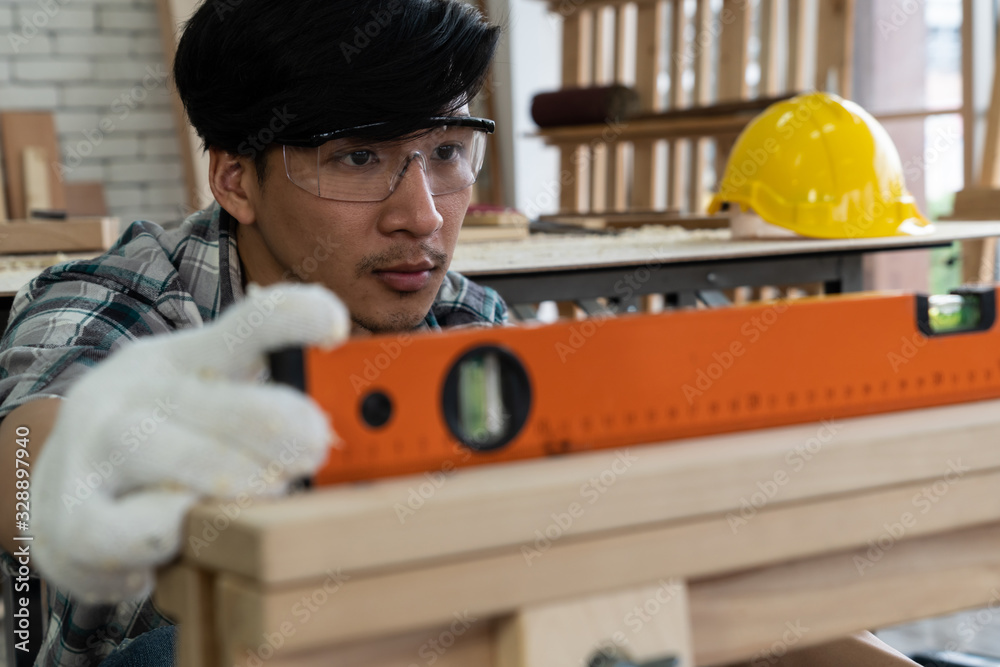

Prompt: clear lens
xmin=283 ymin=125 xmax=488 ymax=202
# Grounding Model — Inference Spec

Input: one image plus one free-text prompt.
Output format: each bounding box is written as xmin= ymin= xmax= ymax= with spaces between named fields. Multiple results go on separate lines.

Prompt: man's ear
xmin=207 ymin=146 xmax=258 ymax=225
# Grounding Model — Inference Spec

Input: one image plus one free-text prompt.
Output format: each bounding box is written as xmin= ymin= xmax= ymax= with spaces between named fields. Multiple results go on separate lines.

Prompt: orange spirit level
xmin=270 ymin=287 xmax=999 ymax=485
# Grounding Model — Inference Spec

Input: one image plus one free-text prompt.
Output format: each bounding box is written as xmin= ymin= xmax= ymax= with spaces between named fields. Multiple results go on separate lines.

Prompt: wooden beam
xmin=155 ymin=564 xmax=220 ymax=667
xmin=156 ymin=0 xmax=212 ymax=212
xmin=632 ymin=0 xmax=666 ymax=209
xmin=688 ymin=0 xmax=712 ymax=213
xmin=668 ymin=0 xmax=688 ymax=209
xmin=718 ymin=0 xmax=751 ymax=102
xmin=787 ymin=0 xmax=810 ymax=93
xmin=21 ymin=147 xmax=52 ymax=215
xmin=182 ymin=400 xmax=1000 ymax=582
xmin=690 ymin=523 xmax=1000 ymax=665
xmin=495 ymin=581 xmax=694 ymax=667
xmin=815 ymin=0 xmax=855 ymax=96
xmin=205 ymin=471 xmax=1000 ymax=653
xmin=758 ymin=0 xmax=781 ymax=96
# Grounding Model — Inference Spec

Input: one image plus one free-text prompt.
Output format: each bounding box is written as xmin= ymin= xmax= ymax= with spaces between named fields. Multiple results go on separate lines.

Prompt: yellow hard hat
xmin=707 ymin=92 xmax=933 ymax=238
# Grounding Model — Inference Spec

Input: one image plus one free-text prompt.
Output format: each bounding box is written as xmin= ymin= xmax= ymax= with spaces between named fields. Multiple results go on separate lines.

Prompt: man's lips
xmin=373 ymin=262 xmax=436 ymax=292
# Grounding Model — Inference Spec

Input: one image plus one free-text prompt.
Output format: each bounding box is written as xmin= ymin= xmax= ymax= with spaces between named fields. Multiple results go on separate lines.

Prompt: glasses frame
xmin=277 ymin=116 xmax=495 ymax=148
xmin=278 ymin=116 xmax=495 ymax=202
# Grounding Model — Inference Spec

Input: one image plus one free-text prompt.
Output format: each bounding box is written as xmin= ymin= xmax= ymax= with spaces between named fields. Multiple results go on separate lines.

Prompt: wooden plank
xmin=614 ymin=3 xmax=631 ymax=83
xmin=632 ymin=0 xmax=666 ymax=210
xmin=667 ymin=0 xmax=687 ymax=209
xmin=815 ymin=0 xmax=855 ymax=96
xmin=451 ymin=221 xmax=1000 ymax=275
xmin=538 ymin=209 xmax=730 ymax=230
xmin=64 ymin=182 xmax=108 ymax=216
xmin=980 ymin=21 xmax=1000 ymax=186
xmin=669 ymin=0 xmax=687 ymax=109
xmin=787 ymin=0 xmax=810 ymax=92
xmin=254 ymin=626 xmax=496 ymax=667
xmin=689 ymin=523 xmax=1000 ymax=665
xmin=758 ymin=0 xmax=781 ymax=96
xmin=630 ymin=142 xmax=659 ymax=210
xmin=593 ymin=5 xmax=613 ymax=85
xmin=0 ymin=217 xmax=118 ymax=254
xmin=590 ymin=6 xmax=613 ymax=213
xmin=961 ymin=237 xmax=997 ymax=283
xmin=215 ymin=574 xmax=495 ymax=667
xmin=559 ymin=147 xmax=587 ymax=213
xmin=156 ymin=0 xmax=212 ymax=212
xmin=540 ymin=113 xmax=757 ymax=143
xmin=591 ymin=142 xmax=609 ymax=212
xmin=182 ymin=400 xmax=1000 ymax=582
xmin=0 ymin=145 xmax=8 ymax=221
xmin=960 ymin=0 xmax=994 ymax=189
xmin=495 ymin=581 xmax=694 ymax=667
xmin=561 ymin=10 xmax=590 ymax=87
xmin=0 ymin=112 xmax=67 ymax=220
xmin=22 ymin=147 xmax=52 ymax=215
xmin=949 ymin=185 xmax=1000 ymax=218
xmin=688 ymin=0 xmax=712 ymax=213
xmin=718 ymin=0 xmax=751 ymax=101
xmin=609 ymin=5 xmax=631 ymax=210
xmin=154 ymin=564 xmax=219 ymax=667
xmin=204 ymin=469 xmax=1000 ymax=652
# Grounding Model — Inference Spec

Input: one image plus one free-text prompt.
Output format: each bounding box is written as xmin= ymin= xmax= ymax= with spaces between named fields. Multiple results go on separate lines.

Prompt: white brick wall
xmin=0 ymin=0 xmax=188 ymax=228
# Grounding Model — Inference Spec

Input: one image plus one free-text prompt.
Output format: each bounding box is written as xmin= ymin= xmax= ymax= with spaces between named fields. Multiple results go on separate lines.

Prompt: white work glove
xmin=32 ymin=283 xmax=349 ymax=604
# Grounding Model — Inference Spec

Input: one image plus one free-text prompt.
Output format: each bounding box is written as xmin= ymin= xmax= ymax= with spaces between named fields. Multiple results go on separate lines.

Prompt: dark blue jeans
xmin=99 ymin=625 xmax=176 ymax=667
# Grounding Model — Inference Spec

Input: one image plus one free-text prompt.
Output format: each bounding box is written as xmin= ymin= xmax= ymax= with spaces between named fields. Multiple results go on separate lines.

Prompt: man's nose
xmin=377 ymin=154 xmax=443 ymax=237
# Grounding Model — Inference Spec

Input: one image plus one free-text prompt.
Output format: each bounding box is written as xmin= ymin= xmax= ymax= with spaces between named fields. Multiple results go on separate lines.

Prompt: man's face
xmin=238 ymin=126 xmax=472 ymax=335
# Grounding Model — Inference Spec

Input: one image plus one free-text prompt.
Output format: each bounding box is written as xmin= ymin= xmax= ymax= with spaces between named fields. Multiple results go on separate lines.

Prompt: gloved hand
xmin=32 ymin=283 xmax=349 ymax=603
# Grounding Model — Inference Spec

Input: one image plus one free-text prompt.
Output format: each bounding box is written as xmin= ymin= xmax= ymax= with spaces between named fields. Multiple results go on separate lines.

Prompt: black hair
xmin=173 ymin=0 xmax=501 ymax=184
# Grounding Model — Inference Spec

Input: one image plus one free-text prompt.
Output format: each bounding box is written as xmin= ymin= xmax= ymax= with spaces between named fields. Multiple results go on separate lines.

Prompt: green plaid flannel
xmin=0 ymin=202 xmax=507 ymax=666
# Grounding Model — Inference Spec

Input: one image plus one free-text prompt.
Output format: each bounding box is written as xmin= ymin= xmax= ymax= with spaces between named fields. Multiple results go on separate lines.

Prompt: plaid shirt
xmin=0 ymin=202 xmax=507 ymax=666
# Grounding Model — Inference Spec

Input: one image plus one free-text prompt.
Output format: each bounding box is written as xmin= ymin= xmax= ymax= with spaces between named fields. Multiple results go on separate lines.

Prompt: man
xmin=0 ymin=0 xmax=503 ymax=664
xmin=0 ymin=0 xmax=923 ymax=665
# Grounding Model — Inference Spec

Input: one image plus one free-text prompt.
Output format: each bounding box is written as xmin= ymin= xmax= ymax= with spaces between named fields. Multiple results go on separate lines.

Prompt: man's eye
xmin=434 ymin=144 xmax=461 ymax=160
xmin=340 ymin=150 xmax=375 ymax=167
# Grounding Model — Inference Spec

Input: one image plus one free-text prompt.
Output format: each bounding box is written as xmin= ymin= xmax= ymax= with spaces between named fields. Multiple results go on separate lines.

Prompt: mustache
xmin=355 ymin=243 xmax=448 ymax=279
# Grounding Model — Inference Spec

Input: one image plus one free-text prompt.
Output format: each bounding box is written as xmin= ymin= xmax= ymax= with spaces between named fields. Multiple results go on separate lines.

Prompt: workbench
xmin=154 ymin=398 xmax=1000 ymax=666
xmin=452 ymin=221 xmax=1000 ymax=311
